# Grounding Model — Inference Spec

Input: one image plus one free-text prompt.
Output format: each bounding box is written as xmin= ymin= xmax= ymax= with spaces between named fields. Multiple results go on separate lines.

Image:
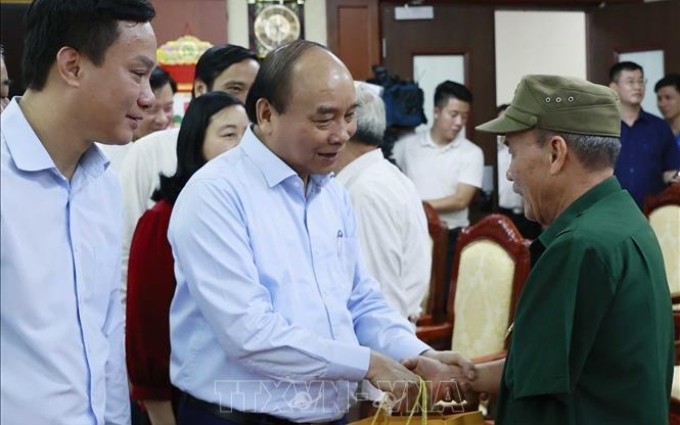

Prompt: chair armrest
xmin=416 ymin=314 xmax=434 ymax=327
xmin=416 ymin=322 xmax=453 ymax=350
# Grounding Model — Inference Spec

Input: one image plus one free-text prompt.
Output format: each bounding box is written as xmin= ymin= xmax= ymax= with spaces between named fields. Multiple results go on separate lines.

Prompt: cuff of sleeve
xmin=322 ymin=342 xmax=371 ymax=382
xmin=131 ymin=384 xmax=173 ymax=401
xmin=458 ymin=177 xmax=483 ymax=189
xmin=515 ymin=375 xmax=569 ymax=399
xmin=385 ymin=335 xmax=432 ymax=362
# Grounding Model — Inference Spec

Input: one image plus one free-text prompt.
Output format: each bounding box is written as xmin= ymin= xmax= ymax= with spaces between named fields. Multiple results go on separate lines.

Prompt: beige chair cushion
xmin=649 ymin=205 xmax=680 ymax=294
xmin=673 ymin=365 xmax=680 ymax=399
xmin=451 ymin=240 xmax=515 ymax=358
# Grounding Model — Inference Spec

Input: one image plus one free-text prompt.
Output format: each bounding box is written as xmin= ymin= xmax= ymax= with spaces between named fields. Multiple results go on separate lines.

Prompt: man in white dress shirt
xmin=335 ymin=82 xmax=431 ymax=322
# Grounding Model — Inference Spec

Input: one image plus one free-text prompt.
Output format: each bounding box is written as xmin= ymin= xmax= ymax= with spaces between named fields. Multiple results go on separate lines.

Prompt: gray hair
xmin=537 ymin=129 xmax=621 ymax=170
xmin=352 ymin=82 xmax=386 ymax=147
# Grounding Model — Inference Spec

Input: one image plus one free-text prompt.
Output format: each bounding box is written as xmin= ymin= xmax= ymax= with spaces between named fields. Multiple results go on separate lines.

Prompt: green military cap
xmin=476 ymin=75 xmax=621 ymax=137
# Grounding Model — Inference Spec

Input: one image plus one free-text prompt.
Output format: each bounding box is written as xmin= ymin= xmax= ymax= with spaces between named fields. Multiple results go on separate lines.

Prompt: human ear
xmin=193 ymin=79 xmax=207 ymax=97
xmin=256 ymin=98 xmax=274 ymax=135
xmin=548 ymin=135 xmax=568 ymax=174
xmin=55 ymin=47 xmax=82 ymax=88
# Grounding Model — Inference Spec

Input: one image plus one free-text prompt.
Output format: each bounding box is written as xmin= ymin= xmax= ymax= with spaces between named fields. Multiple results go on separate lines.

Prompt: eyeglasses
xmin=618 ymin=78 xmax=648 ymax=88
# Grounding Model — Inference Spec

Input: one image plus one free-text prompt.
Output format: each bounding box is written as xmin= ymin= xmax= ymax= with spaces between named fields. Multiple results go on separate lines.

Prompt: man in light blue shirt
xmin=0 ymin=1 xmax=157 ymax=424
xmin=168 ymin=41 xmax=473 ymax=424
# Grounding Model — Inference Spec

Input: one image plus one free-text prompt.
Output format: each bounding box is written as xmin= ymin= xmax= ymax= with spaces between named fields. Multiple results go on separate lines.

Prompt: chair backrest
xmin=420 ymin=201 xmax=450 ymax=324
xmin=643 ymin=184 xmax=680 ymax=295
xmin=447 ymin=214 xmax=531 ymax=358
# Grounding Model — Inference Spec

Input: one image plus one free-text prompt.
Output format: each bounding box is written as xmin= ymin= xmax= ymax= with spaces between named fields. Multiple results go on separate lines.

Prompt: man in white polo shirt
xmin=392 ymin=80 xmax=483 ymax=286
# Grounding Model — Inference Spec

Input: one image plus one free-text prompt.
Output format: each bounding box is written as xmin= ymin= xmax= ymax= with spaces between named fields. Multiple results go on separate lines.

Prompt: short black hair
xmin=496 ymin=103 xmax=510 ymax=115
xmin=654 ymin=73 xmax=680 ymax=93
xmin=433 ymin=80 xmax=473 ymax=108
xmin=153 ymin=92 xmax=243 ymax=204
xmin=193 ymin=44 xmax=258 ymax=98
xmin=245 ymin=40 xmax=327 ymax=123
xmin=22 ymin=0 xmax=155 ymax=91
xmin=150 ymin=66 xmax=177 ymax=94
xmin=608 ymin=61 xmax=643 ymax=83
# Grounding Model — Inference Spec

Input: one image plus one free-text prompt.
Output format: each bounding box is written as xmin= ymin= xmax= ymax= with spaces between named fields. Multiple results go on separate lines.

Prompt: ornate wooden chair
xmin=416 ymin=202 xmax=450 ymax=330
xmin=417 ymin=214 xmax=531 ymax=355
xmin=643 ymin=184 xmax=680 ymax=299
xmin=644 ymin=185 xmax=680 ymax=423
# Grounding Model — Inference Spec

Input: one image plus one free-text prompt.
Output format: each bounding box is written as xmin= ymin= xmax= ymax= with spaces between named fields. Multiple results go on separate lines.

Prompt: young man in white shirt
xmin=392 ymin=80 xmax=483 ymax=287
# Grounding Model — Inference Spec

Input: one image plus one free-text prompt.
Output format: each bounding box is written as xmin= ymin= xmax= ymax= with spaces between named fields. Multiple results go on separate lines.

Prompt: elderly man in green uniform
xmin=408 ymin=75 xmax=674 ymax=424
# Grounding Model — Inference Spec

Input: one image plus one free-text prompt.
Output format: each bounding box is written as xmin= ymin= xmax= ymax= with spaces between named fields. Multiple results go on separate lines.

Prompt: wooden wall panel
xmin=338 ymin=7 xmax=372 ymax=80
xmin=587 ymin=0 xmax=680 ymax=85
xmin=152 ymin=0 xmax=227 ymax=45
xmin=326 ymin=0 xmax=380 ymax=81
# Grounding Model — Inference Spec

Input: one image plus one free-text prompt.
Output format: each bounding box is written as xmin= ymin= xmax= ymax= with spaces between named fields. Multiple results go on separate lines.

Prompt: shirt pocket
xmin=333 ymin=235 xmax=358 ymax=300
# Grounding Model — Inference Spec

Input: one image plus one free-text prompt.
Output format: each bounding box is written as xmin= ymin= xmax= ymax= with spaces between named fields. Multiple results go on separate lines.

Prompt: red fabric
xmin=126 ymin=200 xmax=176 ymax=402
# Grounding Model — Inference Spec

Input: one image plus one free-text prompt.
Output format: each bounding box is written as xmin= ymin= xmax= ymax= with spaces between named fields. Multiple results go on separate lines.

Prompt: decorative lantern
xmin=157 ymin=34 xmax=213 ymax=92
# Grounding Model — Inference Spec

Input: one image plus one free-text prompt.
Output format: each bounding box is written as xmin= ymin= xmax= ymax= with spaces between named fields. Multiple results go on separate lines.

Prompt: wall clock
xmin=249 ymin=1 xmax=305 ymax=59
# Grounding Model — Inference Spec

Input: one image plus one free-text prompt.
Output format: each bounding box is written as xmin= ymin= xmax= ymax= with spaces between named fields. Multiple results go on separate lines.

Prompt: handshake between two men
xmin=365 ymin=349 xmax=502 ymax=414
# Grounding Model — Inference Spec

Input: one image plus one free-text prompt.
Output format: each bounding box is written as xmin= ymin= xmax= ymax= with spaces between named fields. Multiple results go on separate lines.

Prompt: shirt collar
xmin=2 ymin=97 xmax=109 ymax=178
xmin=335 ymin=148 xmax=383 ymax=187
xmin=538 ymin=176 xmax=621 ymax=248
xmin=623 ymin=108 xmax=651 ymax=127
xmin=419 ymin=130 xmax=464 ymax=152
xmin=240 ymin=125 xmax=334 ymax=189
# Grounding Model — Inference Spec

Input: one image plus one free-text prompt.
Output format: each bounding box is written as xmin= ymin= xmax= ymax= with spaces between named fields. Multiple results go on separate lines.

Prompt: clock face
xmin=251 ymin=3 xmax=303 ymax=58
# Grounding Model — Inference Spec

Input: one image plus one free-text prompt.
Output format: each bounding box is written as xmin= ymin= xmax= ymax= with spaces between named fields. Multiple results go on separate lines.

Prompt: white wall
xmin=227 ymin=0 xmax=327 ymax=48
xmin=494 ymin=10 xmax=587 ymax=105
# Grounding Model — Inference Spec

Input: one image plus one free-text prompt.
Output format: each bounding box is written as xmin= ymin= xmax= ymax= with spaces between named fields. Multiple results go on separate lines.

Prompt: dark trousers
xmin=131 ymin=398 xmax=151 ymax=425
xmin=178 ymin=392 xmax=348 ymax=425
xmin=178 ymin=398 xmax=239 ymax=425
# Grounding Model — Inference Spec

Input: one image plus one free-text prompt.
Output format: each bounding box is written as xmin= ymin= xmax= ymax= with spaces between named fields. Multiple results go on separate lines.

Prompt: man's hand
xmin=365 ymin=351 xmax=422 ymax=413
xmin=420 ymin=350 xmax=476 ymax=381
xmin=402 ymin=351 xmax=475 ymax=405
